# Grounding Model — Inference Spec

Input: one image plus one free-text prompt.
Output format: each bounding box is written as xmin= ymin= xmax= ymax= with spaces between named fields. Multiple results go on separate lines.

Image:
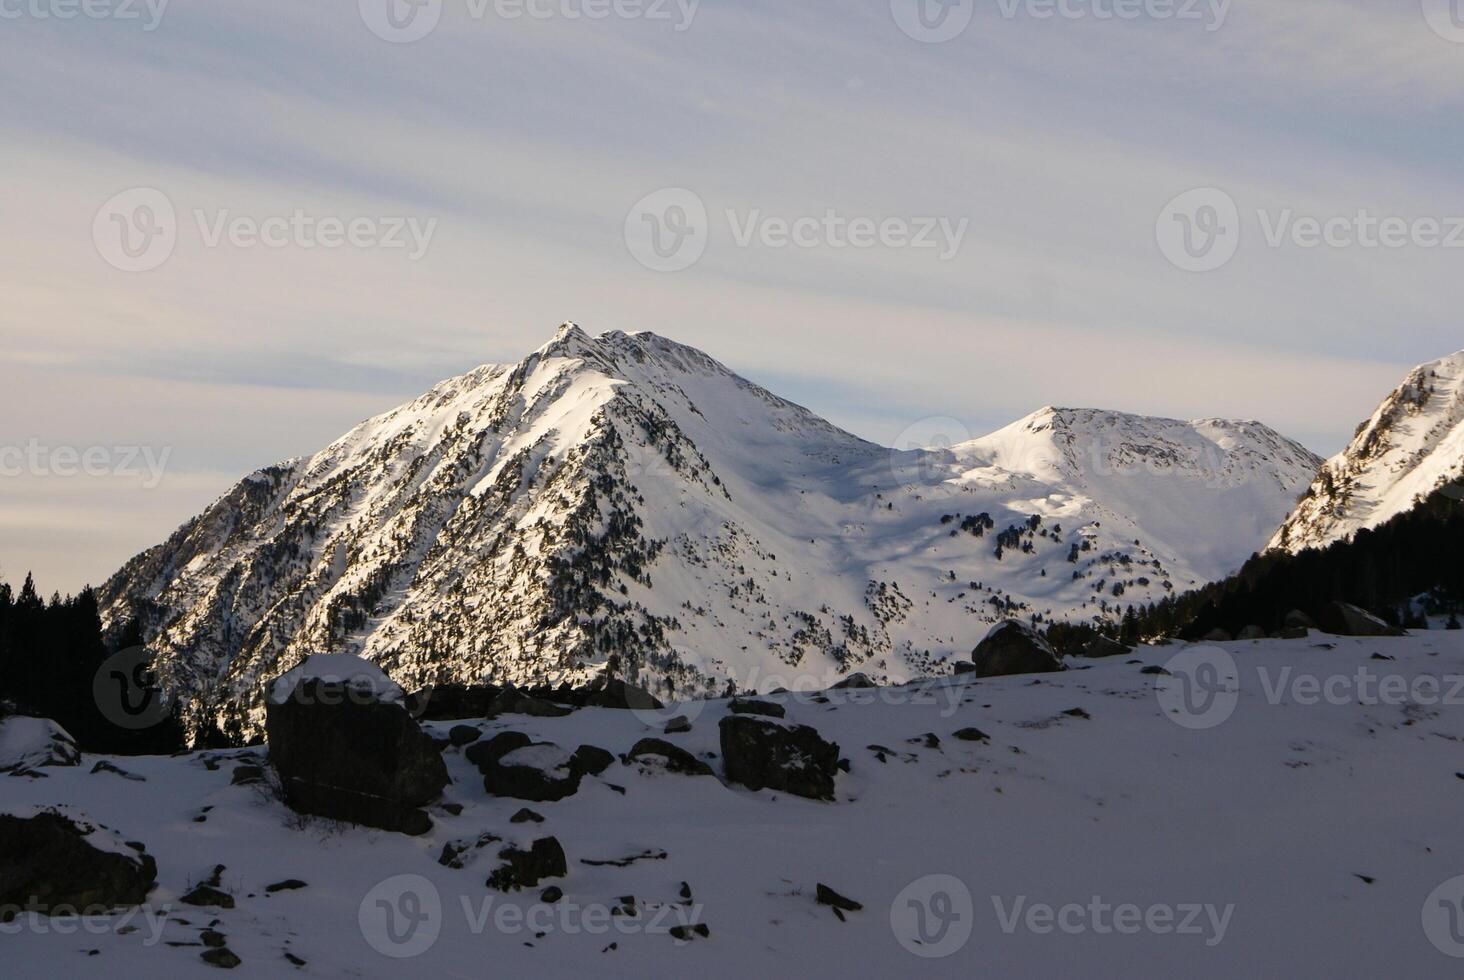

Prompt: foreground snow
xmin=7 ymin=631 xmax=1464 ymax=976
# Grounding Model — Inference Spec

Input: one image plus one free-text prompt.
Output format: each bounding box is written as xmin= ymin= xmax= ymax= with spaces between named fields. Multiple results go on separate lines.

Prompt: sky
xmin=2 ymin=0 xmax=1463 ymax=594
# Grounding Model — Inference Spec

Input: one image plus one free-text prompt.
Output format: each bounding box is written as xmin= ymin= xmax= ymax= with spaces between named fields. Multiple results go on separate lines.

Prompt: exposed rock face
xmin=719 ymin=716 xmax=840 ymax=801
xmin=1315 ymin=602 xmax=1407 ymax=638
xmin=971 ymin=620 xmax=1065 ymax=678
xmin=264 ymin=657 xmax=449 ymax=836
xmin=728 ymin=698 xmax=786 ymax=719
xmin=0 ymin=808 xmax=156 ymax=915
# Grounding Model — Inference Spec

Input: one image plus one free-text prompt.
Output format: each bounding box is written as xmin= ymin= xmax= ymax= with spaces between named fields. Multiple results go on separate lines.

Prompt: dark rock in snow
xmin=448 ymin=725 xmax=482 ymax=747
xmin=1237 ymin=625 xmax=1268 ymax=641
xmin=831 ymin=673 xmax=877 ymax=689
xmin=439 ymin=833 xmax=503 ymax=870
xmin=265 ymin=879 xmax=307 ymax=893
xmin=511 ymin=808 xmax=545 ymax=824
xmin=626 ymin=738 xmax=713 ymax=776
xmin=663 ymin=715 xmax=692 ymax=734
xmin=1082 ymin=635 xmax=1132 ymax=659
xmin=584 ymin=678 xmax=664 ymax=711
xmin=728 ymin=698 xmax=786 ymax=719
xmin=1315 ymin=602 xmax=1406 ymax=638
xmin=407 ymin=683 xmax=503 ymax=721
xmin=200 ymin=928 xmax=227 ymax=948
xmin=1283 ymin=609 xmax=1319 ymax=631
xmin=486 ymin=837 xmax=567 ymax=892
xmin=90 ymin=761 xmax=146 ymax=781
xmin=265 ymin=662 xmax=449 ymax=837
xmin=719 ymin=716 xmax=840 ymax=801
xmin=0 ymin=809 xmax=157 ymax=915
xmin=570 ymin=744 xmax=616 ymax=777
xmin=181 ymin=884 xmax=234 ymax=909
xmin=465 ymin=731 xmax=533 ymax=772
xmin=200 ymin=947 xmax=241 ymax=969
xmin=484 ymin=690 xmax=574 ymax=720
xmin=952 ymin=727 xmax=989 ymax=742
xmin=971 ymin=621 xmax=1065 ymax=678
xmin=482 ymin=743 xmax=582 ymax=802
xmin=229 ymin=765 xmax=265 ymax=786
xmin=540 ymin=885 xmax=563 ymax=904
xmin=816 ymin=883 xmax=863 ymax=912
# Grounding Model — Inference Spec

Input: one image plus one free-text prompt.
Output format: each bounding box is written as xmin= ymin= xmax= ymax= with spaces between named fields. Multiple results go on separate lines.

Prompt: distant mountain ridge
xmin=1271 ymin=349 xmax=1464 ymax=554
xmin=99 ymin=324 xmax=1321 ymax=742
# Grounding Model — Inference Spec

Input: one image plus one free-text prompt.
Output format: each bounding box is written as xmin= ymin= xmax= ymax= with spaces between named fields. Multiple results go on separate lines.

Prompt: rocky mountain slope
xmin=1271 ymin=349 xmax=1464 ymax=554
xmin=99 ymin=324 xmax=1321 ymax=742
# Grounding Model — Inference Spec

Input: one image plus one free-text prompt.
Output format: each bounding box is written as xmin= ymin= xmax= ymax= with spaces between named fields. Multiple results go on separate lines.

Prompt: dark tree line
xmin=1123 ymin=485 xmax=1464 ymax=641
xmin=0 ymin=572 xmax=184 ymax=754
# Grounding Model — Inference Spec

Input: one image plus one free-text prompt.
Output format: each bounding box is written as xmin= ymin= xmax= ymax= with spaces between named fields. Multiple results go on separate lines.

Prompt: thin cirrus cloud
xmin=0 ymin=0 xmax=1459 ymax=592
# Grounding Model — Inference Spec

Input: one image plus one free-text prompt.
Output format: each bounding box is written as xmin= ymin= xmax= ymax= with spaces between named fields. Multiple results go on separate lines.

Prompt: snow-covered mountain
xmin=99 ymin=324 xmax=1321 ymax=741
xmin=1270 ymin=350 xmax=1464 ymax=554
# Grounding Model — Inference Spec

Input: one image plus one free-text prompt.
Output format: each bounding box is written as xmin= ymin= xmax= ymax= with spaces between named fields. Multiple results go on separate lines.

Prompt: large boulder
xmin=719 ymin=716 xmax=840 ymax=801
xmin=626 ymin=738 xmax=713 ymax=776
xmin=1316 ymin=602 xmax=1406 ymax=638
xmin=264 ymin=655 xmax=449 ymax=836
xmin=484 ymin=689 xmax=574 ymax=720
xmin=971 ymin=621 xmax=1064 ymax=678
xmin=0 ymin=717 xmax=80 ymax=775
xmin=408 ymin=684 xmax=503 ymax=721
xmin=481 ymin=743 xmax=582 ymax=803
xmin=0 ymin=808 xmax=156 ymax=916
xmin=584 ymin=678 xmax=664 ymax=711
xmin=1081 ymin=635 xmax=1132 ymax=659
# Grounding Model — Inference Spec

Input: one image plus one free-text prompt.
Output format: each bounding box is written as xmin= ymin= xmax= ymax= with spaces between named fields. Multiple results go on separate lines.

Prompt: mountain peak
xmin=1271 ymin=347 xmax=1464 ymax=553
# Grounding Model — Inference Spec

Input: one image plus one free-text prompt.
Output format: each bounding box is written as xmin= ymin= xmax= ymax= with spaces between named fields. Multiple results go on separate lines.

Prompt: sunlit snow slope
xmin=100 ymin=324 xmax=1320 ymax=741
